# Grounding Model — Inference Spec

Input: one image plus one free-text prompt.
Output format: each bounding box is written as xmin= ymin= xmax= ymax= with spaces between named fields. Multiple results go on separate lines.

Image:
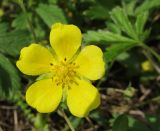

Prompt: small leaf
xmin=83 ymin=5 xmax=109 ymax=20
xmin=0 ymin=54 xmax=21 ymax=100
xmin=140 ymin=29 xmax=151 ymax=42
xmin=84 ymin=30 xmax=137 ymax=45
xmin=112 ymin=114 xmax=129 ymax=131
xmin=107 ymin=22 xmax=121 ymax=34
xmin=70 ymin=117 xmax=82 ymax=128
xmin=0 ymin=29 xmax=31 ymax=57
xmin=123 ymin=86 xmax=136 ymax=97
xmin=110 ymin=7 xmax=138 ymax=40
xmin=36 ymin=4 xmax=67 ymax=27
xmin=48 ymin=0 xmax=58 ymax=4
xmin=104 ymin=42 xmax=137 ymax=63
xmin=12 ymin=13 xmax=31 ymax=30
xmin=90 ymin=111 xmax=107 ymax=125
xmin=123 ymin=1 xmax=137 ymax=16
xmin=34 ymin=113 xmax=49 ymax=130
xmin=135 ymin=11 xmax=149 ymax=35
xmin=128 ymin=115 xmax=151 ymax=131
xmin=0 ymin=23 xmax=8 ymax=33
xmin=135 ymin=0 xmax=160 ymax=14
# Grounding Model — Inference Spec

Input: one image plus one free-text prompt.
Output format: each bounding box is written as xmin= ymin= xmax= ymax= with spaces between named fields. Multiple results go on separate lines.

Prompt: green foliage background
xmin=0 ymin=0 xmax=160 ymax=130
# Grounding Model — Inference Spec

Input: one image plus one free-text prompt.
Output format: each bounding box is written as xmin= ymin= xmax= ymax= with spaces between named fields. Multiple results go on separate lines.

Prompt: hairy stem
xmin=58 ymin=109 xmax=75 ymax=131
xmin=143 ymin=50 xmax=160 ymax=74
xmin=141 ymin=44 xmax=160 ymax=62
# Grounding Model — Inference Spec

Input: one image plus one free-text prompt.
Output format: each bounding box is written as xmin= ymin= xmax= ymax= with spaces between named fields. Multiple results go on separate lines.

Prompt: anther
xmin=50 ymin=63 xmax=53 ymax=66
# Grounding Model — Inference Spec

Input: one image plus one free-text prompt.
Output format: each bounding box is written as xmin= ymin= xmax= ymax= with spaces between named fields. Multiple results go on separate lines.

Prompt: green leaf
xmin=135 ymin=11 xmax=149 ymax=35
xmin=0 ymin=23 xmax=8 ymax=33
xmin=70 ymin=117 xmax=82 ymax=128
xmin=107 ymin=22 xmax=121 ymax=34
xmin=90 ymin=111 xmax=107 ymax=125
xmin=116 ymin=52 xmax=129 ymax=61
xmin=104 ymin=42 xmax=137 ymax=63
xmin=123 ymin=1 xmax=137 ymax=16
xmin=96 ymin=0 xmax=120 ymax=10
xmin=84 ymin=30 xmax=137 ymax=45
xmin=146 ymin=114 xmax=160 ymax=131
xmin=63 ymin=116 xmax=83 ymax=130
xmin=110 ymin=7 xmax=138 ymax=40
xmin=140 ymin=29 xmax=151 ymax=42
xmin=135 ymin=0 xmax=160 ymax=14
xmin=112 ymin=114 xmax=129 ymax=131
xmin=0 ymin=54 xmax=21 ymax=100
xmin=123 ymin=86 xmax=136 ymax=97
xmin=12 ymin=13 xmax=31 ymax=30
xmin=34 ymin=113 xmax=49 ymax=130
xmin=0 ymin=29 xmax=31 ymax=57
xmin=83 ymin=5 xmax=109 ymax=20
xmin=36 ymin=4 xmax=67 ymax=28
xmin=48 ymin=0 xmax=58 ymax=4
xmin=128 ymin=116 xmax=150 ymax=131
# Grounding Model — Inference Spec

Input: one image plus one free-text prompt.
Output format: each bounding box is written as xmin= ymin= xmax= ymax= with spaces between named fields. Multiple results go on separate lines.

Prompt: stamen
xmin=50 ymin=60 xmax=79 ymax=86
xmin=50 ymin=63 xmax=54 ymax=66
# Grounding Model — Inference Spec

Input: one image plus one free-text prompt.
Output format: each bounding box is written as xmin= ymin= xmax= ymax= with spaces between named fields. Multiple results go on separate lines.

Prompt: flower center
xmin=50 ymin=60 xmax=78 ymax=86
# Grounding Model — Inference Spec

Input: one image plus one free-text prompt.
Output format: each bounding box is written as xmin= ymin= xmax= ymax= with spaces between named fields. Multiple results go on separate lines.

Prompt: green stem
xmin=18 ymin=0 xmax=37 ymax=42
xmin=135 ymin=96 xmax=160 ymax=108
xmin=141 ymin=44 xmax=160 ymax=62
xmin=96 ymin=77 xmax=105 ymax=87
xmin=58 ymin=109 xmax=75 ymax=131
xmin=143 ymin=50 xmax=160 ymax=74
xmin=85 ymin=117 xmax=95 ymax=130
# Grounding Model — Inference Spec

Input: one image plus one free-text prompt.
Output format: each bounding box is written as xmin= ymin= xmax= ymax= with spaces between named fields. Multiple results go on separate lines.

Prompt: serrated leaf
xmin=112 ymin=114 xmax=129 ymax=131
xmin=96 ymin=0 xmax=120 ymax=10
xmin=135 ymin=11 xmax=149 ymax=35
xmin=83 ymin=5 xmax=109 ymax=20
xmin=110 ymin=7 xmax=138 ymax=40
xmin=123 ymin=1 xmax=137 ymax=16
xmin=0 ymin=54 xmax=21 ymax=100
xmin=139 ymin=29 xmax=151 ymax=42
xmin=135 ymin=0 xmax=160 ymax=14
xmin=0 ymin=23 xmax=8 ymax=33
xmin=0 ymin=29 xmax=31 ymax=57
xmin=36 ymin=4 xmax=67 ymax=27
xmin=12 ymin=13 xmax=30 ymax=30
xmin=48 ymin=0 xmax=58 ymax=4
xmin=107 ymin=22 xmax=121 ymax=34
xmin=84 ymin=30 xmax=137 ymax=45
xmin=104 ymin=42 xmax=136 ymax=63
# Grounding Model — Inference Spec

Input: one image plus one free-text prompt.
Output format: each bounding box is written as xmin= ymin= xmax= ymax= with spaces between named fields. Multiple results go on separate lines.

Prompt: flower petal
xmin=75 ymin=45 xmax=105 ymax=80
xmin=50 ymin=23 xmax=82 ymax=61
xmin=16 ymin=44 xmax=54 ymax=75
xmin=67 ymin=79 xmax=100 ymax=117
xmin=26 ymin=79 xmax=62 ymax=113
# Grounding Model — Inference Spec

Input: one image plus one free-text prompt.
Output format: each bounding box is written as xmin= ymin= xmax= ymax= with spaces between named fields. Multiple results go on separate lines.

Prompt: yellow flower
xmin=16 ymin=23 xmax=105 ymax=117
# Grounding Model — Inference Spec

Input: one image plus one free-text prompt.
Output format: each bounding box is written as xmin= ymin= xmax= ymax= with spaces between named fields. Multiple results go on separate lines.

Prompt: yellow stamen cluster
xmin=50 ymin=60 xmax=79 ymax=86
